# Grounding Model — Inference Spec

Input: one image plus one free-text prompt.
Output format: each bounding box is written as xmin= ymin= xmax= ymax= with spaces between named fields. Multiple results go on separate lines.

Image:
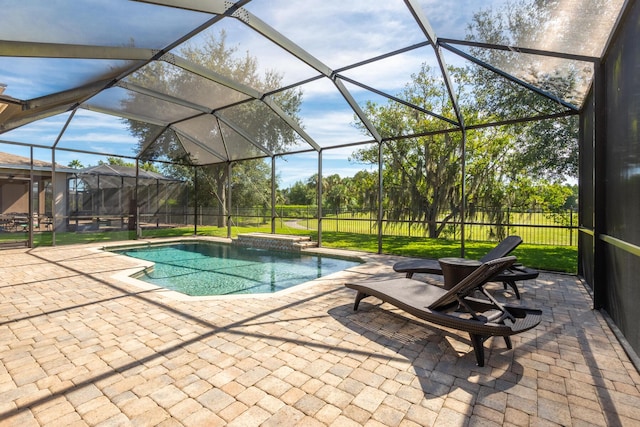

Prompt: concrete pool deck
xmin=1 ymin=239 xmax=639 ymax=426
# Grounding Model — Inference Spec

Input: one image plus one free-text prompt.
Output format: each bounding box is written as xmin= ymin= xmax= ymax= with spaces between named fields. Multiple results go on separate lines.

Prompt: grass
xmin=194 ymin=225 xmax=576 ymax=273
xmin=308 ymin=215 xmax=577 ymax=247
xmin=6 ymin=223 xmax=577 ymax=273
xmin=312 ymin=231 xmax=577 ymax=273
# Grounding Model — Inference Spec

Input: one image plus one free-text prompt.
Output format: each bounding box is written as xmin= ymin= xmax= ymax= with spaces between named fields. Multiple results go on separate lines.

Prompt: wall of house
xmin=0 ymin=182 xmax=29 ymax=214
xmin=587 ymin=0 xmax=640 ymax=358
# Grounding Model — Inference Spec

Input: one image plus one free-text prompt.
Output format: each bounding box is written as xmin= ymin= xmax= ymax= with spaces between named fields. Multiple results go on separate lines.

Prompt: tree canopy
xmin=346 ymin=0 xmax=580 ymax=239
xmin=119 ymin=1 xmax=579 ymax=238
xmin=123 ymin=31 xmax=303 ymax=225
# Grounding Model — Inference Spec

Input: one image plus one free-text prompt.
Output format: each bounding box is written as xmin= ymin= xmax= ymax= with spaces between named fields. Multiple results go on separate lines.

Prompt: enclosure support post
xmin=97 ymin=175 xmax=100 ymax=217
xmin=28 ymin=147 xmax=34 ymax=248
xmin=51 ymin=150 xmax=56 ymax=246
xmin=135 ymin=159 xmax=141 ymax=239
xmin=193 ymin=166 xmax=198 ymax=236
xmin=156 ymin=179 xmax=160 ymax=228
xmin=120 ymin=177 xmax=123 ymax=222
xmin=227 ymin=163 xmax=233 ymax=238
xmin=593 ymin=61 xmax=607 ymax=310
xmin=460 ymin=128 xmax=467 ymax=258
xmin=317 ymin=151 xmax=323 ymax=247
xmin=75 ymin=175 xmax=79 ymax=231
xmin=377 ymin=142 xmax=383 ymax=254
xmin=271 ymin=156 xmax=276 ymax=234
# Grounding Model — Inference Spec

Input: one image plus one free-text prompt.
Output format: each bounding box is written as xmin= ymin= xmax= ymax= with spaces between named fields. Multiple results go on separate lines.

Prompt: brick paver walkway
xmin=1 ymin=239 xmax=639 ymax=426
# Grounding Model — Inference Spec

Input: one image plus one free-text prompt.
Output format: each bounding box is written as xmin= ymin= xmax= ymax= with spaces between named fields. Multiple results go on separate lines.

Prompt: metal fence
xmin=277 ymin=207 xmax=579 ymax=246
xmin=133 ymin=204 xmax=579 ymax=247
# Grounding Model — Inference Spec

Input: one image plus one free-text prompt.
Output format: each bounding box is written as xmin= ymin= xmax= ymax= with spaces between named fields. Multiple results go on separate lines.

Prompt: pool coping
xmin=94 ymin=236 xmax=385 ymax=302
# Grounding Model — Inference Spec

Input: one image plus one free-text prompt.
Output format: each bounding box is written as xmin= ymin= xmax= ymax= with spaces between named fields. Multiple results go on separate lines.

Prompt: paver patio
xmin=1 ymin=239 xmax=639 ymax=426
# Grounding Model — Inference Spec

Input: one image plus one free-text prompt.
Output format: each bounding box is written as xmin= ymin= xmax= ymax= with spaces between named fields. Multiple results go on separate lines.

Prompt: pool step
xmin=292 ymin=240 xmax=318 ymax=250
xmin=235 ymin=233 xmax=318 ymax=252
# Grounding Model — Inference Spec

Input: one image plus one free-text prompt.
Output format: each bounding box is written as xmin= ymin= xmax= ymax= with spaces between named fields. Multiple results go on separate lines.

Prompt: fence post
xmin=570 ymin=208 xmax=573 ymax=246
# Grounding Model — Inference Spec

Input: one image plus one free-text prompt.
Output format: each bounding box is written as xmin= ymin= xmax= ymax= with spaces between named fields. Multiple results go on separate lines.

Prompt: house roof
xmin=0 ymin=151 xmax=56 ymax=169
xmin=78 ymin=163 xmax=180 ymax=181
xmin=0 ymin=151 xmax=76 ymax=173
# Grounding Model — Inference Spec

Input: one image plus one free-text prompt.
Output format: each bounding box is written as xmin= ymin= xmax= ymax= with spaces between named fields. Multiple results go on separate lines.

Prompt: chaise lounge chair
xmin=392 ymin=235 xmax=537 ymax=299
xmin=345 ymin=256 xmax=542 ymax=366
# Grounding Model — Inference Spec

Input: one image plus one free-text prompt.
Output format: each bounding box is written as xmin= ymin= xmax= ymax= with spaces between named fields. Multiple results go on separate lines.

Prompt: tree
xmin=349 ymin=170 xmax=378 ymax=213
xmin=67 ymin=159 xmax=84 ymax=169
xmin=285 ymin=180 xmax=314 ymax=205
xmin=347 ymin=0 xmax=581 ymax=239
xmin=98 ymin=157 xmax=160 ymax=174
xmin=352 ymin=64 xmax=467 ymax=238
xmin=465 ymin=0 xmax=581 ymax=180
xmin=459 ymin=0 xmax=582 ymax=237
xmin=123 ymin=31 xmax=302 ymax=226
xmin=323 ymin=174 xmax=347 ymax=212
xmin=99 ymin=157 xmax=132 ymax=167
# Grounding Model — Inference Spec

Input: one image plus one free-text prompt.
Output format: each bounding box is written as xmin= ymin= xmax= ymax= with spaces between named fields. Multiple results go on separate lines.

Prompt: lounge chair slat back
xmin=427 ymin=256 xmax=517 ymax=310
xmin=479 ymin=235 xmax=522 ymax=263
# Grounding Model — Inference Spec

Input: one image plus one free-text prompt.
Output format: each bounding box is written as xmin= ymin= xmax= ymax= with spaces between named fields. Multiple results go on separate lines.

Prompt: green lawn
xmin=7 ymin=224 xmax=576 ymax=273
xmin=195 ymin=225 xmax=576 ymax=273
xmin=314 ymin=231 xmax=577 ymax=273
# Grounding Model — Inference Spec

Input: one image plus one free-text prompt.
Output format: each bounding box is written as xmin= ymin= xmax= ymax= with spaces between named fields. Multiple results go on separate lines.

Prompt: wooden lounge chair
xmin=392 ymin=235 xmax=537 ymax=299
xmin=345 ymin=256 xmax=542 ymax=366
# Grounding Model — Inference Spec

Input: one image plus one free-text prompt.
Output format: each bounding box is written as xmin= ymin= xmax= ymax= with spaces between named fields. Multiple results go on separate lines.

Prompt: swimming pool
xmin=111 ymin=241 xmax=362 ymax=296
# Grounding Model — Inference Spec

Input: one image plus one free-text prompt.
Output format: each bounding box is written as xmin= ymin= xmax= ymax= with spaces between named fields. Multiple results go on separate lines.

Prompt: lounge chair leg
xmin=469 ymin=334 xmax=486 ymax=367
xmin=504 ymin=336 xmax=512 ymax=349
xmin=405 ymin=272 xmax=414 ymax=278
xmin=502 ymin=280 xmax=521 ymax=299
xmin=353 ymin=291 xmax=368 ymax=310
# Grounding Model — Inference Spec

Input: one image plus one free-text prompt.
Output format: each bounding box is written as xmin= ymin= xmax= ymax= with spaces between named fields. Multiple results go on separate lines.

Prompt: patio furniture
xmin=345 ymin=256 xmax=542 ymax=366
xmin=438 ymin=257 xmax=482 ymax=289
xmin=40 ymin=216 xmax=53 ymax=231
xmin=12 ymin=214 xmax=29 ymax=232
xmin=392 ymin=235 xmax=535 ymax=298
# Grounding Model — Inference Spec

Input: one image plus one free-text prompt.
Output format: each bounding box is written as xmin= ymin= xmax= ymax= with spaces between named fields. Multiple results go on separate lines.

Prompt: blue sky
xmin=0 ymin=0 xmax=508 ymax=187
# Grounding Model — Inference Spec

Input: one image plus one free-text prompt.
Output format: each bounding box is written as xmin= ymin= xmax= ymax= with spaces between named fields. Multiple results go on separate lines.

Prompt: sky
xmin=0 ymin=0 xmax=520 ymax=187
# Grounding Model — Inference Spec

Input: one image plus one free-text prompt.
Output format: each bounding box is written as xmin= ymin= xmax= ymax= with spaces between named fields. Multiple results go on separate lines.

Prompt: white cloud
xmin=248 ymin=0 xmax=425 ymax=69
xmin=301 ymin=110 xmax=366 ymax=147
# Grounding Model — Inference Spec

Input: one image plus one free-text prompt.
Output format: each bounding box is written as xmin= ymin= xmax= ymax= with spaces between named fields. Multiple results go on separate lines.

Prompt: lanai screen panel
xmin=55 ymin=110 xmax=145 ymax=159
xmin=0 ymin=58 xmax=142 ymax=100
xmin=123 ymin=62 xmax=252 ymax=112
xmin=578 ymin=86 xmax=595 ymax=288
xmin=0 ymin=0 xmax=628 ymax=164
xmin=0 ymin=112 xmax=73 ymax=149
xmin=281 ymin=77 xmax=375 ymax=148
xmin=448 ymin=45 xmax=595 ymax=109
xmin=85 ymin=87 xmax=202 ymax=125
xmin=430 ymin=0 xmax=626 ymax=58
xmin=246 ymin=0 xmax=428 ymax=71
xmin=339 ymin=45 xmax=461 ymax=137
xmin=171 ymin=16 xmax=322 ymax=90
xmin=590 ymin=0 xmax=640 ymax=357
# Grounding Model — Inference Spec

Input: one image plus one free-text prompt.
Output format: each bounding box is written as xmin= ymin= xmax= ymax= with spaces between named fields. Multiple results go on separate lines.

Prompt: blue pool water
xmin=112 ymin=242 xmax=361 ymax=296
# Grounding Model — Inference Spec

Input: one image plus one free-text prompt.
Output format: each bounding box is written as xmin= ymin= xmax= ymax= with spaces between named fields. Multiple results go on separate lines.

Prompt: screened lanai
xmin=68 ymin=163 xmax=188 ymax=232
xmin=1 ymin=0 xmax=640 ymax=367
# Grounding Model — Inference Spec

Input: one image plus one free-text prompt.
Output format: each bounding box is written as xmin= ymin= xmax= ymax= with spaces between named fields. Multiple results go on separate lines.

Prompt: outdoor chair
xmin=392 ymin=235 xmax=537 ymax=299
xmin=345 ymin=256 xmax=542 ymax=366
